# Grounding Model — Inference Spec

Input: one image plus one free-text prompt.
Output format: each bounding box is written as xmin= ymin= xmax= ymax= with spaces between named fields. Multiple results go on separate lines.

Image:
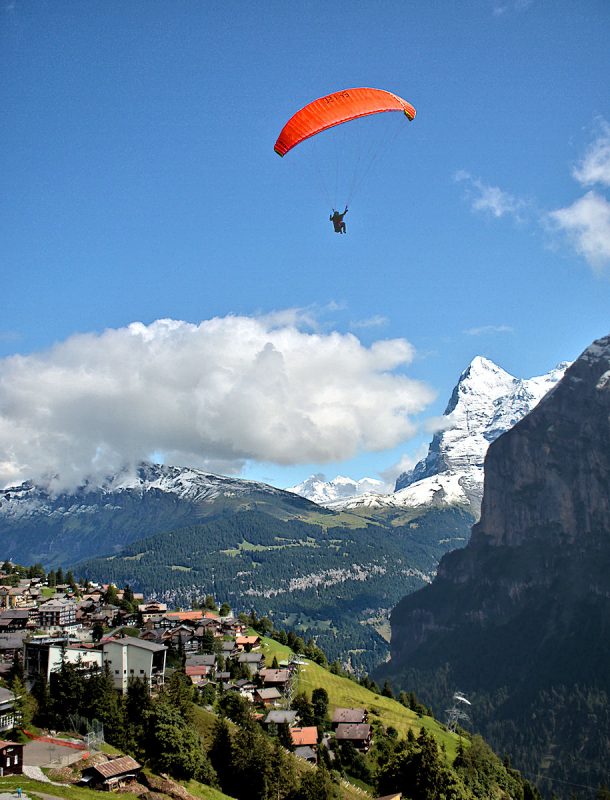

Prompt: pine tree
xmin=104 ymin=583 xmax=119 ymax=605
xmin=230 ymin=723 xmax=273 ymax=800
xmin=31 ymin=674 xmax=52 ymax=728
xmin=311 ymin=687 xmax=329 ymax=729
xmin=84 ymin=665 xmax=125 ymax=747
xmin=124 ymin=678 xmax=152 ymax=759
xmin=292 ymin=692 xmax=314 ymax=726
xmin=11 ymin=677 xmax=37 ymax=729
xmin=145 ymin=699 xmax=217 ymax=784
xmin=166 ymin=669 xmax=195 ymax=722
xmin=209 ymin=717 xmax=234 ymax=794
xmin=270 ymin=738 xmax=297 ymax=799
xmin=291 ymin=763 xmax=339 ymax=799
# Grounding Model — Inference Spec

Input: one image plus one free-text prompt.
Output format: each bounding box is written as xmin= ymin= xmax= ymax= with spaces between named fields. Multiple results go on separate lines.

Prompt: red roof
xmin=164 ymin=610 xmax=204 ymax=621
xmin=185 ymin=665 xmax=210 ymax=676
xmin=290 ymin=727 xmax=318 ymax=747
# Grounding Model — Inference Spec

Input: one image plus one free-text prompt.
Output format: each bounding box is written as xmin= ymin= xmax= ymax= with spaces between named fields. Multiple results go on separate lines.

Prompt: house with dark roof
xmin=254 ymin=687 xmax=282 ymax=706
xmin=0 ymin=740 xmax=23 ymax=776
xmin=335 ymin=723 xmax=372 ymax=751
xmin=0 ymin=608 xmax=37 ymax=631
xmin=264 ymin=709 xmax=298 ymax=726
xmin=331 ymin=707 xmax=368 ymax=728
xmin=185 ymin=653 xmax=216 ymax=668
xmin=259 ymin=668 xmax=291 ymax=688
xmin=237 ymin=651 xmax=263 ymax=674
xmin=81 ymin=755 xmax=141 ymax=789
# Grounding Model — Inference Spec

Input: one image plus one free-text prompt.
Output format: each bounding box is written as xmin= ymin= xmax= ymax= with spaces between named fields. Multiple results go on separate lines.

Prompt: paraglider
xmin=274 ymin=88 xmax=416 ymax=231
xmin=330 ymin=206 xmax=348 ymax=234
xmin=274 ymin=87 xmax=416 ymax=157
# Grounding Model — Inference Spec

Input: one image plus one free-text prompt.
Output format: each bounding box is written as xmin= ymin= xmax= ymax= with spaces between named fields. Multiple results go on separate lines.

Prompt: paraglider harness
xmin=330 ymin=206 xmax=348 ymax=233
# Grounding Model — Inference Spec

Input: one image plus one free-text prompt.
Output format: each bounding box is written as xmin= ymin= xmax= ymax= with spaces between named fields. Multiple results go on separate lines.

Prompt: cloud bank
xmin=0 ymin=315 xmax=434 ymax=491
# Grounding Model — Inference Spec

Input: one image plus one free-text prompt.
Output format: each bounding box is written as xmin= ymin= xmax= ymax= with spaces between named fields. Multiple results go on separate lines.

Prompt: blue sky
xmin=1 ymin=1 xmax=609 ymax=491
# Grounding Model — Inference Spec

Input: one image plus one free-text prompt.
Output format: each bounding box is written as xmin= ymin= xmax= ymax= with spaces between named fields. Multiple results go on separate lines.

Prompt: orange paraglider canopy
xmin=274 ymin=87 xmax=416 ymax=157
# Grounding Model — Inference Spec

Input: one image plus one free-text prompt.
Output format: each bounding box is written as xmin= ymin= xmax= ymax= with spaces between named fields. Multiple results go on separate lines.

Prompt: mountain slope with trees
xmin=77 ymin=507 xmax=471 ymax=672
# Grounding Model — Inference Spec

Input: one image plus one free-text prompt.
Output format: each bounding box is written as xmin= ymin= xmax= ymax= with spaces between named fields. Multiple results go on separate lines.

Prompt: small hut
xmin=81 ymin=755 xmax=141 ymax=790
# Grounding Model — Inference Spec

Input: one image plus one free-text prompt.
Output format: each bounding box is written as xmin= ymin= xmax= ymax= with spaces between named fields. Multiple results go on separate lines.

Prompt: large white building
xmin=102 ymin=638 xmax=166 ymax=693
xmin=24 ymin=635 xmax=166 ymax=694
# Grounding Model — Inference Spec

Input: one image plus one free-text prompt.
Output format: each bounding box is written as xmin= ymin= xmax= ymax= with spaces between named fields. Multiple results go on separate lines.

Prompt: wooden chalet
xmin=0 ymin=740 xmax=24 ymax=776
xmin=335 ymin=723 xmax=373 ymax=751
xmin=290 ymin=726 xmax=318 ymax=749
xmin=163 ymin=610 xmax=204 ymax=624
xmin=331 ymin=707 xmax=368 ymax=728
xmin=254 ymin=687 xmax=282 ymax=706
xmin=259 ymin=668 xmax=291 ymax=688
xmin=235 ymin=634 xmax=260 ymax=650
xmin=264 ymin=709 xmax=298 ymax=726
xmin=81 ymin=755 xmax=142 ymax=790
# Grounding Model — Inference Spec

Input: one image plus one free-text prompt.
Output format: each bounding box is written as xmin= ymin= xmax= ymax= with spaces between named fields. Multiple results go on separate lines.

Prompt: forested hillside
xmin=78 ymin=507 xmax=471 ymax=672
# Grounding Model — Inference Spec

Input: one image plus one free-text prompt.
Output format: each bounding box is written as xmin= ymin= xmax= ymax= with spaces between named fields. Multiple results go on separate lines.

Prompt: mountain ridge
xmin=292 ymin=356 xmax=567 ymax=516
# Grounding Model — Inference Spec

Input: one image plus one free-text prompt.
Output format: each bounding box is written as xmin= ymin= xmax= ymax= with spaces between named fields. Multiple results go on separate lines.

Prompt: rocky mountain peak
xmin=393 ymin=356 xmax=568 ymax=511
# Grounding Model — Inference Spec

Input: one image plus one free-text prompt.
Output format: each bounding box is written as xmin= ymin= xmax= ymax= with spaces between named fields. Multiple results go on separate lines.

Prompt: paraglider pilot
xmin=330 ymin=206 xmax=348 ymax=234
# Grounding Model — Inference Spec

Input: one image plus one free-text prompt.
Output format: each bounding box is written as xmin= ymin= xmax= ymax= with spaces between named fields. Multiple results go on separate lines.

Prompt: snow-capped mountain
xmin=0 ymin=462 xmax=291 ymax=520
xmin=0 ymin=462 xmax=319 ymax=567
xmin=286 ymin=474 xmax=386 ymax=505
xmin=316 ymin=356 xmax=569 ymax=515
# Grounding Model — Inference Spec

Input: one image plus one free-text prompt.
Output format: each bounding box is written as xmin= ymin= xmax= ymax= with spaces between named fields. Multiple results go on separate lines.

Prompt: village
xmin=0 ymin=562 xmax=378 ymax=793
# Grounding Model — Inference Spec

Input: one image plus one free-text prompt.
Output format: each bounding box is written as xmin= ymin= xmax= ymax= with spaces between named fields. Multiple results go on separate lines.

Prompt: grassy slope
xmin=0 ymin=776 xmax=140 ymax=800
xmin=191 ymin=688 xmax=366 ymax=800
xmin=261 ymin=636 xmax=460 ymax=762
xmin=0 ymin=775 xmax=234 ymax=800
xmin=180 ymin=780 xmax=236 ymax=800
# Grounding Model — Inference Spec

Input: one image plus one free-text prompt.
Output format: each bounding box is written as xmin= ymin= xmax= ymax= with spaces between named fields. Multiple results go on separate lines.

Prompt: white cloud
xmin=0 ymin=314 xmax=435 ymax=491
xmin=379 ymin=443 xmax=429 ymax=488
xmin=464 ymin=324 xmax=514 ymax=336
xmin=547 ymin=190 xmax=610 ymax=273
xmin=350 ymin=315 xmax=389 ymax=330
xmin=455 ymin=171 xmax=527 ymax=221
xmin=572 ymin=122 xmax=610 ymax=188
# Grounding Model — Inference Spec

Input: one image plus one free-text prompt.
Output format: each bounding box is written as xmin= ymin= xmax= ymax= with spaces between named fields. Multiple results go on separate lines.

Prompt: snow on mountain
xmin=0 ymin=462 xmax=288 ymax=520
xmin=286 ymin=474 xmax=386 ymax=505
xmin=318 ymin=357 xmax=569 ymax=515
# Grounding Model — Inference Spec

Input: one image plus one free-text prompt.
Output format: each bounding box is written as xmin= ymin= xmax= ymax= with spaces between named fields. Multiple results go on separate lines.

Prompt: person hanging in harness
xmin=330 ymin=206 xmax=348 ymax=234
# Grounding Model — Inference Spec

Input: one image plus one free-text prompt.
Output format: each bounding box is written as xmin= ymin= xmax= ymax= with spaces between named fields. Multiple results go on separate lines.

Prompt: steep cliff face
xmin=472 ymin=340 xmax=610 ymax=549
xmin=381 ymin=335 xmax=610 ymax=794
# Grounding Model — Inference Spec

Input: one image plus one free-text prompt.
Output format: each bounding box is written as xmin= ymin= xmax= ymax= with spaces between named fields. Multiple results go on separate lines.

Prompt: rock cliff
xmin=381 ymin=335 xmax=610 ymax=795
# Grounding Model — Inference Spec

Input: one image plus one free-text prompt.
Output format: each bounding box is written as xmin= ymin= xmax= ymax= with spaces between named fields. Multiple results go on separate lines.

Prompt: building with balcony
xmin=38 ymin=598 xmax=78 ymax=632
xmin=0 ymin=688 xmax=17 ymax=734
